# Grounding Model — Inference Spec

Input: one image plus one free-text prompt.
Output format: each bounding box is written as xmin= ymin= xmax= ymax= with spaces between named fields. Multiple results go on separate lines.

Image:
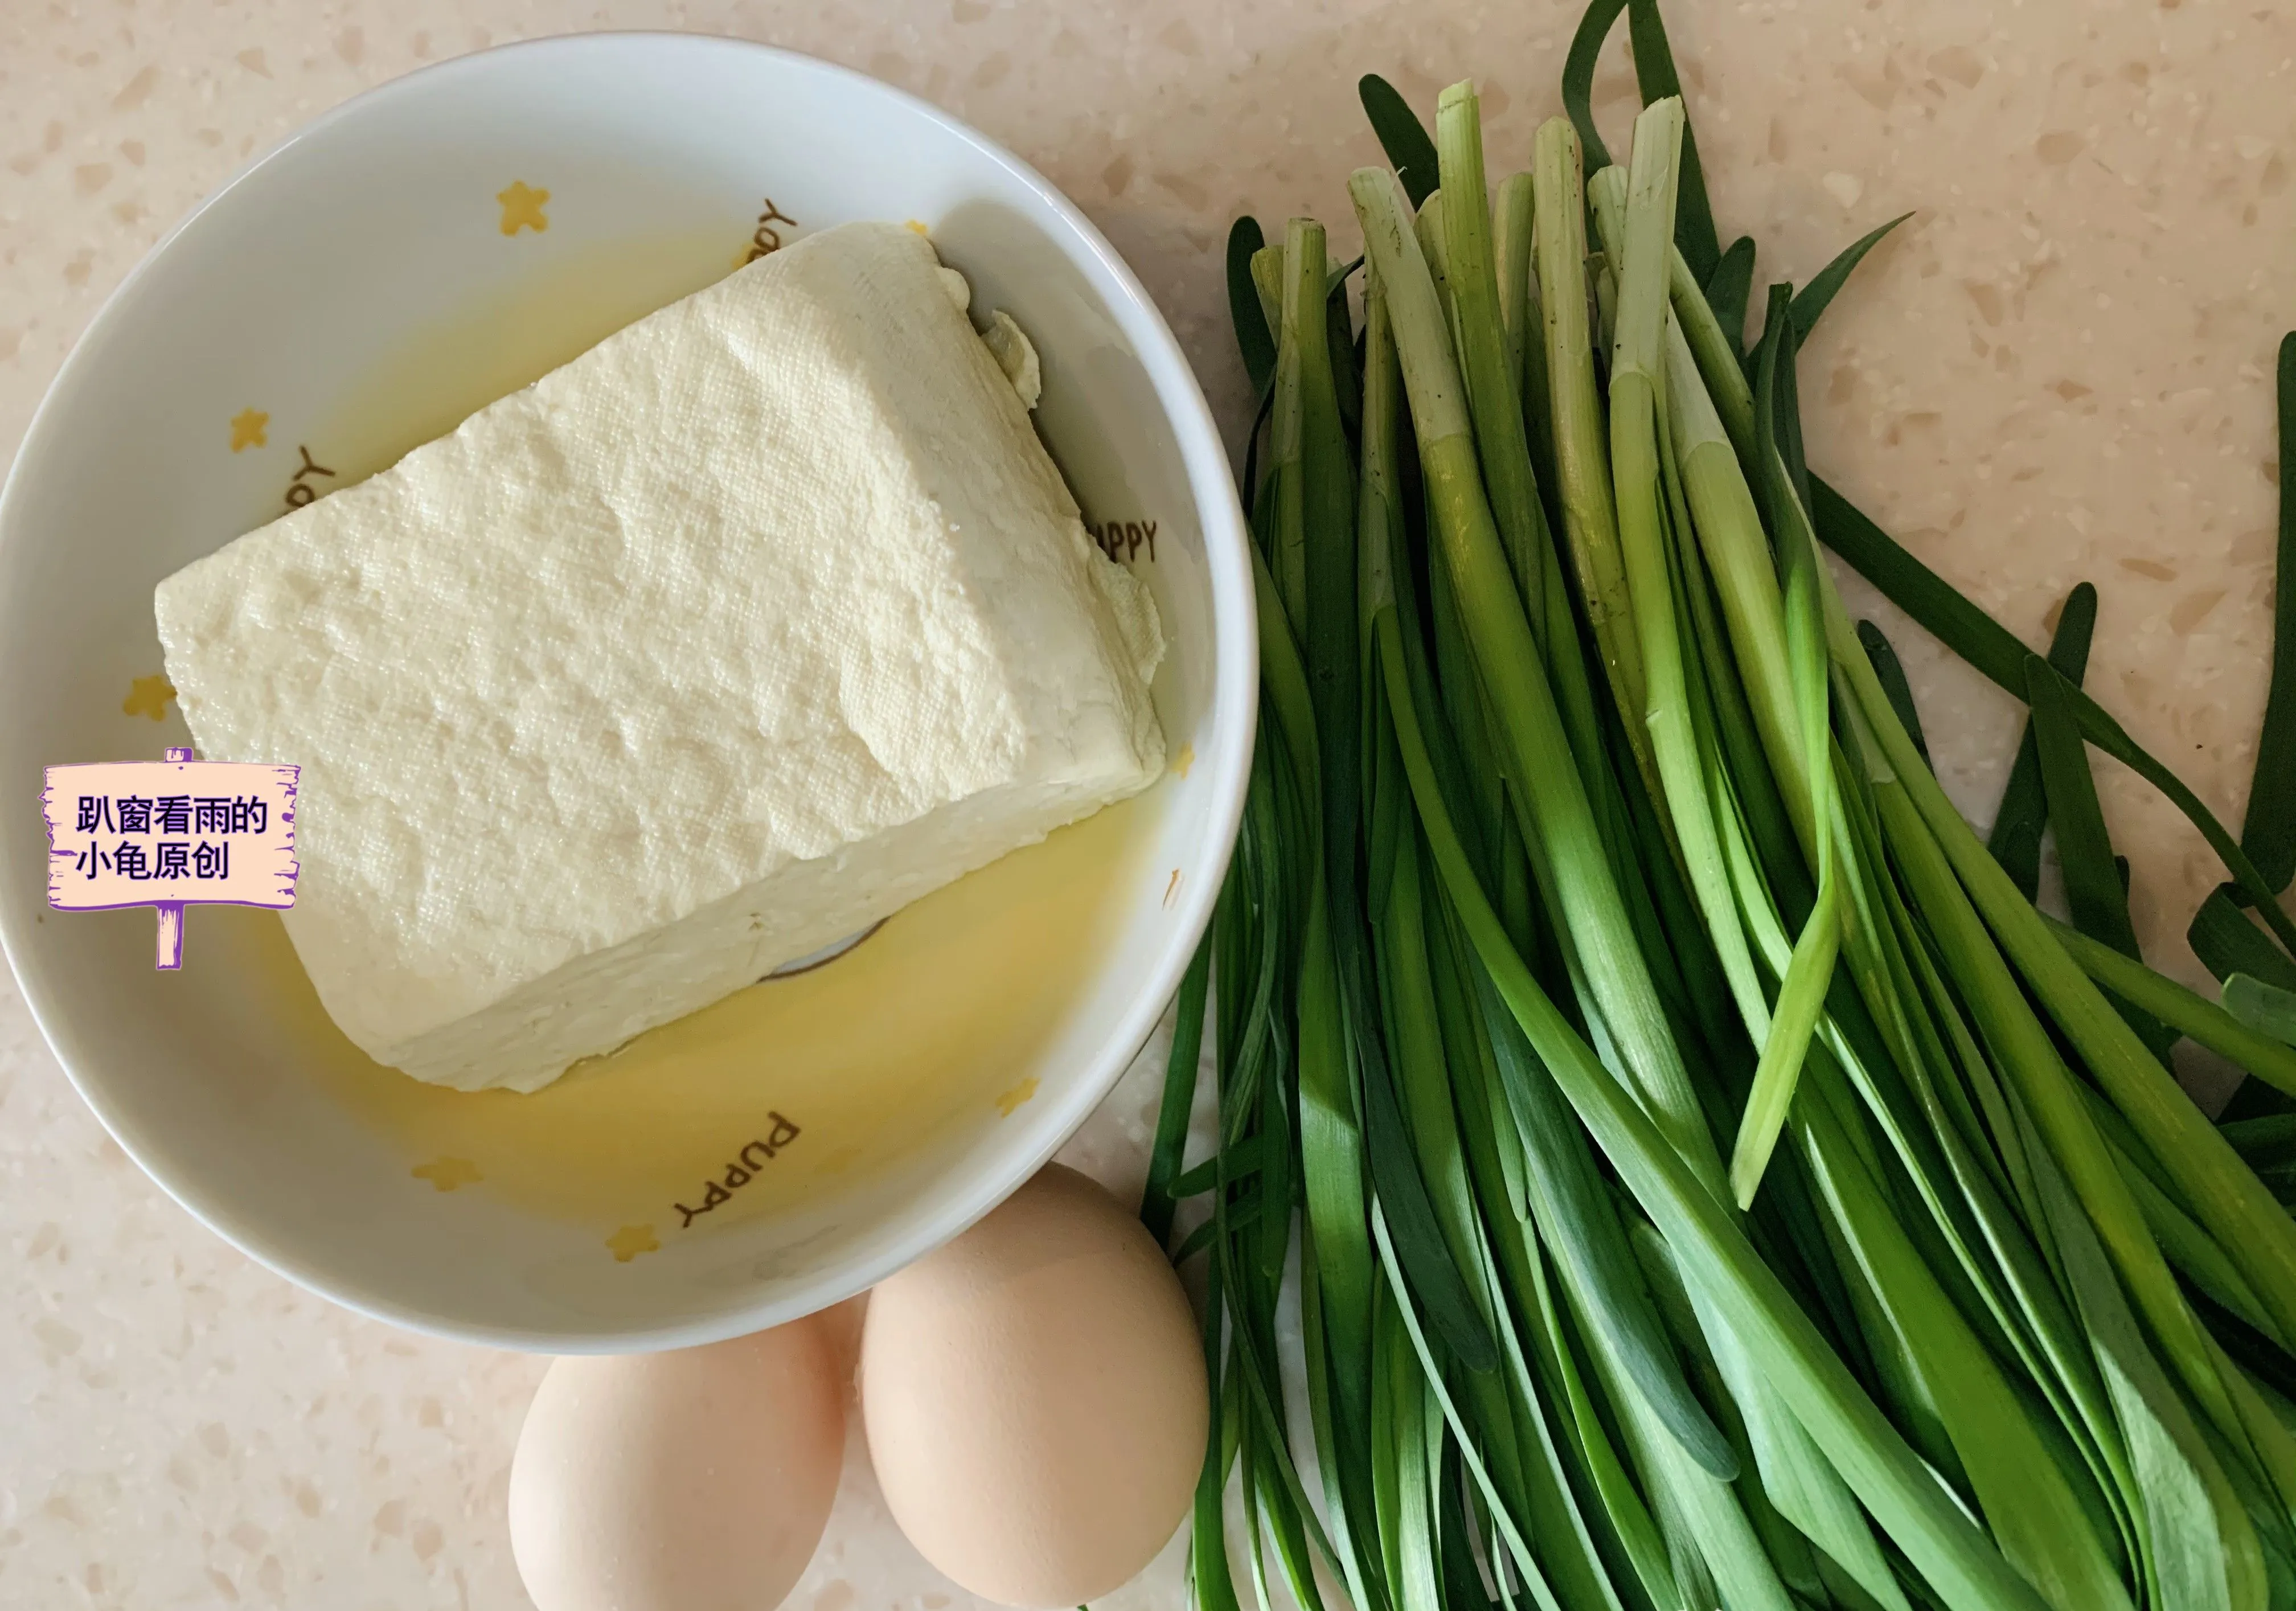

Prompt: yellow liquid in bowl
xmin=245 ymin=227 xmax=1160 ymax=1243
xmin=255 ymin=798 xmax=1145 ymax=1236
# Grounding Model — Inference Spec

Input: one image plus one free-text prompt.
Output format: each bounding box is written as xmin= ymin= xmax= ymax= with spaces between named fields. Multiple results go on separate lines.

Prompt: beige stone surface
xmin=4 ymin=0 xmax=2293 ymax=1605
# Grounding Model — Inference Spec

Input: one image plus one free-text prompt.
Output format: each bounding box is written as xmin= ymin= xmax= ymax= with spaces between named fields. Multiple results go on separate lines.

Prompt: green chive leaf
xmin=1704 ymin=236 xmax=1757 ymax=361
xmin=1622 ymin=0 xmax=1721 ymax=278
xmin=1988 ymin=583 xmax=2099 ymax=899
xmin=1855 ymin=621 xmax=1930 ymax=766
xmin=2025 ymin=655 xmax=2178 ymax=1059
xmin=2240 ymin=330 xmax=2296 ymax=892
xmin=1359 ymin=75 xmax=1440 ymax=207
xmin=1811 ymin=474 xmax=2296 ymax=961
xmin=1226 ymin=216 xmax=1276 ymax=396
xmin=1788 ymin=214 xmax=1913 ymax=339
xmin=2226 ymin=973 xmax=2296 ymax=1050
xmin=1140 ymin=932 xmax=1211 ymax=1247
xmin=1562 ymin=0 xmax=1627 ymax=170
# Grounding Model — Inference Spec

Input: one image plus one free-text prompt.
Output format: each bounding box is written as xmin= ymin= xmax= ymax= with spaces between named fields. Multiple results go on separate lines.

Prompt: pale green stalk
xmin=1432 ymin=101 xmax=1634 ymax=954
xmin=1346 ymin=304 xmax=1403 ymax=1610
xmin=1662 ymin=317 xmax=1810 ymax=843
xmin=1358 ymin=263 xmax=1403 ymax=665
xmin=1413 ymin=191 xmax=1449 ymax=302
xmin=1482 ymin=153 xmax=1626 ymax=831
xmin=1602 ymin=106 xmax=1836 ymax=1206
xmin=1663 ymin=252 xmax=1874 ymax=933
xmin=1660 ymin=293 xmax=1855 ymax=1207
xmin=1736 ymin=842 xmax=1842 ymax=1203
xmin=1586 ymin=164 xmax=1629 ymax=370
xmin=1493 ymin=172 xmax=1534 ymax=411
xmin=1267 ymin=245 xmax=1308 ymax=628
xmin=1595 ymin=104 xmax=1767 ymax=1055
xmin=1438 ymin=81 xmax=1544 ymax=612
xmin=1669 ymin=244 xmax=1756 ymax=461
xmin=1351 ymin=163 xmax=1725 ymax=1197
xmin=1533 ymin=117 xmax=1655 ymax=801
xmin=1250 ymin=244 xmax=1285 ymax=356
xmin=1657 ymin=270 xmax=1837 ymax=873
xmin=1733 ymin=446 xmax=1850 ymax=1203
xmin=1494 ymin=169 xmax=1561 ymax=525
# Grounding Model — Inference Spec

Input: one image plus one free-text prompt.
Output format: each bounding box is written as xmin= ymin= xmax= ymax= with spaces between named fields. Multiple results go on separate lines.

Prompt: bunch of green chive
xmin=1137 ymin=6 xmax=2296 ymax=1609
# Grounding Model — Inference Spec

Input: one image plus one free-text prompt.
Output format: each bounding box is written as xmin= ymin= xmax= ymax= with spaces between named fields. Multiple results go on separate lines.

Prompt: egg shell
xmin=509 ymin=1318 xmax=844 ymax=1611
xmin=860 ymin=1163 xmax=1207 ymax=1608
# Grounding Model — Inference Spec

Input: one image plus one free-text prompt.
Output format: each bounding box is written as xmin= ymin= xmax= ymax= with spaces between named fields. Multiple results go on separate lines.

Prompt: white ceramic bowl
xmin=0 ymin=35 xmax=1253 ymax=1351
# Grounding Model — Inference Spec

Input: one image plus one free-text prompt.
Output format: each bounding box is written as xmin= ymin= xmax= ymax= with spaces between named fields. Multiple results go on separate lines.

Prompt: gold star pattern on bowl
xmin=121 ymin=674 xmax=174 ymax=720
xmin=496 ymin=181 xmax=549 ymax=236
xmin=993 ymin=1076 xmax=1039 ymax=1118
xmin=228 ymin=408 xmax=267 ymax=452
xmin=605 ymin=1224 xmax=658 ymax=1262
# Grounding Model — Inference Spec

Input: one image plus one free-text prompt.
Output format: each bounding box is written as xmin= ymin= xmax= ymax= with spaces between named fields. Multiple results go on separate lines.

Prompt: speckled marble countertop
xmin=4 ymin=0 xmax=2293 ymax=1605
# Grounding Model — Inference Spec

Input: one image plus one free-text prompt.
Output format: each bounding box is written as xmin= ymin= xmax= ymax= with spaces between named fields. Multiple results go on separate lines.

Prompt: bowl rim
xmin=0 ymin=30 xmax=1258 ymax=1352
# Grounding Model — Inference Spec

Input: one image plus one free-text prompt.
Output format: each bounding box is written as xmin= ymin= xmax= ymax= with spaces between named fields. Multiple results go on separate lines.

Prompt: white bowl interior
xmin=0 ymin=36 xmax=1252 ymax=1350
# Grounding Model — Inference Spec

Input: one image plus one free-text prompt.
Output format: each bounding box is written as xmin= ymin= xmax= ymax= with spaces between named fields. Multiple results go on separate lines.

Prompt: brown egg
xmin=508 ymin=1318 xmax=844 ymax=1611
xmin=860 ymin=1163 xmax=1207 ymax=1608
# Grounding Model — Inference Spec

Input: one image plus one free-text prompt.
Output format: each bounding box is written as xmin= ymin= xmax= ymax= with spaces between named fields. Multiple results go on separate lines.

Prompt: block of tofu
xmin=155 ymin=222 xmax=1165 ymax=1093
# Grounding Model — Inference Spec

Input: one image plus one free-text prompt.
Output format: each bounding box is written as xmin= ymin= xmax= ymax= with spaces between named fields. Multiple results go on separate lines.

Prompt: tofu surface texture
xmin=155 ymin=222 xmax=1165 ymax=1092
